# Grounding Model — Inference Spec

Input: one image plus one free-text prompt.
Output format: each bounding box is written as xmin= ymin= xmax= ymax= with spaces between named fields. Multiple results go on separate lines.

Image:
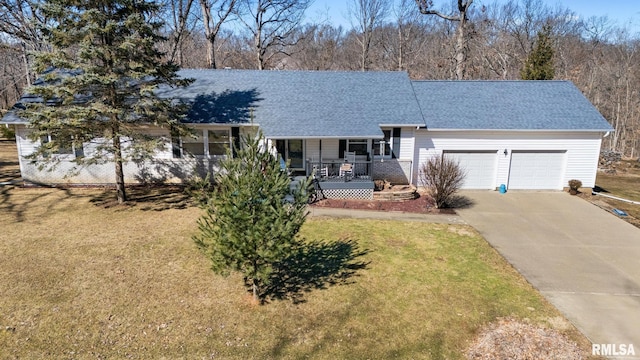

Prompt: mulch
xmin=310 ymin=192 xmax=457 ymax=214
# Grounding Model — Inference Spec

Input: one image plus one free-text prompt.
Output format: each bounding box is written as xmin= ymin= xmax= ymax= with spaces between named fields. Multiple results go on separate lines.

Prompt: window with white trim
xmin=40 ymin=134 xmax=84 ymax=158
xmin=373 ymin=130 xmax=392 ymax=158
xmin=172 ymin=128 xmax=231 ymax=158
xmin=207 ymin=130 xmax=230 ymax=156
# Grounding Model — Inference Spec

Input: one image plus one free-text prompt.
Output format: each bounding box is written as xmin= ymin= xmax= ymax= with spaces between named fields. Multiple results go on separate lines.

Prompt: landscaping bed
xmin=311 ymin=191 xmax=457 ymax=214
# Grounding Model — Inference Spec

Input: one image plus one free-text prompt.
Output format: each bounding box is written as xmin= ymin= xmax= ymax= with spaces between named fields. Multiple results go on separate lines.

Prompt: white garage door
xmin=444 ymin=151 xmax=497 ymax=189
xmin=509 ymin=151 xmax=566 ymax=189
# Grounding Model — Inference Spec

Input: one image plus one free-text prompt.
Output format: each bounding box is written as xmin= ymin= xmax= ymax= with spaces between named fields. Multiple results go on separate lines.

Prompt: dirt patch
xmin=579 ymin=191 xmax=640 ymax=228
xmin=466 ymin=317 xmax=586 ymax=360
xmin=311 ymin=192 xmax=457 ymax=214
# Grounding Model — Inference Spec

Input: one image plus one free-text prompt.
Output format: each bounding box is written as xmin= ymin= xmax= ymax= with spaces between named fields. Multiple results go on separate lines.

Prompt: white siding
xmin=13 ymin=124 xmax=230 ymax=185
xmin=306 ymin=139 xmax=320 ymax=162
xmin=321 ymin=139 xmax=340 ymax=159
xmin=414 ymin=130 xmax=604 ymax=189
xmin=398 ymin=127 xmax=414 ymax=160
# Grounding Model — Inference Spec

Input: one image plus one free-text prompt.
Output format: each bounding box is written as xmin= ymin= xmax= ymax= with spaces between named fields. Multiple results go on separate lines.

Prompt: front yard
xmin=0 ymin=183 xmax=594 ymax=359
xmin=0 ymin=139 xmax=598 ymax=358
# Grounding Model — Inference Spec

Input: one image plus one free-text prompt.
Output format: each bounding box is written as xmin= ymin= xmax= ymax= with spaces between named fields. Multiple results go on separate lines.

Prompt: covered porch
xmin=277 ymin=137 xmax=378 ymax=200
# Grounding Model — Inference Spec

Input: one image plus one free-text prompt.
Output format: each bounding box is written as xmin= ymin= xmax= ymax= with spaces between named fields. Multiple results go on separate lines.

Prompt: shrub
xmin=568 ymin=179 xmax=582 ymax=195
xmin=184 ymin=172 xmax=215 ymax=208
xmin=0 ymin=124 xmax=15 ymax=139
xmin=568 ymin=179 xmax=582 ymax=191
xmin=419 ymin=155 xmax=466 ymax=208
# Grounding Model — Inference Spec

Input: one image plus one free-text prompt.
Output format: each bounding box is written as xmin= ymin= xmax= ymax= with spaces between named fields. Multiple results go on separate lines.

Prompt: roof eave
xmin=424 ymin=128 xmax=614 ymax=132
xmin=266 ymin=135 xmax=385 ymax=140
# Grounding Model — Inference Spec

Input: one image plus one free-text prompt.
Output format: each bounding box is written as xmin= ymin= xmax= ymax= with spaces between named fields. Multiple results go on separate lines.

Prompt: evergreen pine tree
xmin=193 ymin=132 xmax=310 ymax=302
xmin=20 ymin=0 xmax=192 ymax=203
xmin=521 ymin=24 xmax=555 ymax=80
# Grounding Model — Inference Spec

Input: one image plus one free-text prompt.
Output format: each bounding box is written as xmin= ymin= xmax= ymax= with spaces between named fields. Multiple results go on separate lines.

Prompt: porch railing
xmin=306 ymin=159 xmax=372 ymax=179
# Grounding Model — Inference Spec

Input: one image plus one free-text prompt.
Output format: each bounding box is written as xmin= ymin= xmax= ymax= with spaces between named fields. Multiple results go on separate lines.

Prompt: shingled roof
xmin=158 ymin=69 xmax=425 ymax=138
xmin=411 ymin=80 xmax=613 ymax=131
xmin=3 ymin=70 xmax=614 ymax=135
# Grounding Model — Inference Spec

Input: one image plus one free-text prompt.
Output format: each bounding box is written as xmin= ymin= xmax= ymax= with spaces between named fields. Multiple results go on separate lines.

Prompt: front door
xmin=276 ymin=139 xmax=304 ymax=170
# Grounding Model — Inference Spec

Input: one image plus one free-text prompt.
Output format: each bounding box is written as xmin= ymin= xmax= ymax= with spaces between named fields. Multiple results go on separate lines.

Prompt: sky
xmin=306 ymin=0 xmax=640 ymax=34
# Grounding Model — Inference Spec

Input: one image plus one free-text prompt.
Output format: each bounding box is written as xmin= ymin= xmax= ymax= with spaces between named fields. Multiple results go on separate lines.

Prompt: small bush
xmin=568 ymin=179 xmax=582 ymax=191
xmin=0 ymin=124 xmax=15 ymax=139
xmin=184 ymin=173 xmax=215 ymax=208
xmin=419 ymin=155 xmax=466 ymax=208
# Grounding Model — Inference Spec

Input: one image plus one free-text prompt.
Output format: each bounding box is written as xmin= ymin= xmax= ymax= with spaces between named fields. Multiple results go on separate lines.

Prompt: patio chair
xmin=313 ymin=164 xmax=328 ymax=179
xmin=342 ymin=151 xmax=356 ymax=178
xmin=339 ymin=162 xmax=353 ymax=180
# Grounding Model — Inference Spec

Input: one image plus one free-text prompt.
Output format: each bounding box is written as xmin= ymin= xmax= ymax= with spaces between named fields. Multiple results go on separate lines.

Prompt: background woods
xmin=1 ymin=0 xmax=639 ymax=157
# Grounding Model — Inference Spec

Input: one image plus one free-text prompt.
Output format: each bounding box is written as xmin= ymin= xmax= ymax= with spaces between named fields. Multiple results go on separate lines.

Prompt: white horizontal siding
xmin=414 ymin=130 xmax=604 ymax=189
xmin=321 ymin=139 xmax=340 ymax=159
xmin=305 ymin=139 xmax=320 ymax=162
xmin=13 ymin=124 xmax=229 ymax=185
xmin=16 ymin=126 xmax=36 ymax=156
xmin=398 ymin=127 xmax=414 ymax=160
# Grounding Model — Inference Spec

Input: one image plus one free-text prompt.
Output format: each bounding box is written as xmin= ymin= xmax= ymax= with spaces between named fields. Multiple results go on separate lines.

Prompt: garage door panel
xmin=444 ymin=151 xmax=497 ymax=189
xmin=509 ymin=151 xmax=565 ymax=189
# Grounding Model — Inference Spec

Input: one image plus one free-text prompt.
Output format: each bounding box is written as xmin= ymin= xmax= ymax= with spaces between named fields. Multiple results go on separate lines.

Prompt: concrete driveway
xmin=458 ymin=191 xmax=640 ymax=357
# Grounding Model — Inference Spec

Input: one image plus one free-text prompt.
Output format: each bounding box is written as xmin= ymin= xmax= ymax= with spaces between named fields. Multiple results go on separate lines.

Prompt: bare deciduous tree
xmin=162 ymin=0 xmax=197 ymax=66
xmin=415 ymin=0 xmax=474 ymax=79
xmin=347 ymin=0 xmax=388 ymax=71
xmin=237 ymin=0 xmax=312 ymax=70
xmin=200 ymin=0 xmax=236 ymax=68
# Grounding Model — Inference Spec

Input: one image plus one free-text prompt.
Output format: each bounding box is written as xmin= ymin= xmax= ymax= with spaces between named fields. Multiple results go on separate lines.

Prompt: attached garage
xmin=508 ymin=151 xmax=566 ymax=190
xmin=444 ymin=151 xmax=497 ymax=189
xmin=412 ymin=80 xmax=613 ymax=190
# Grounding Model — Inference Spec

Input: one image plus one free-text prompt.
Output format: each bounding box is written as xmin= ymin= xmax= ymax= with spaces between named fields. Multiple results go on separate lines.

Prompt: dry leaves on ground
xmin=466 ymin=317 xmax=585 ymax=360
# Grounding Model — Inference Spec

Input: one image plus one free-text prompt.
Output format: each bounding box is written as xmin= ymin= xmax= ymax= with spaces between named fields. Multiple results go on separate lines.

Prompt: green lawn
xmin=0 ymin=184 xmax=593 ymax=359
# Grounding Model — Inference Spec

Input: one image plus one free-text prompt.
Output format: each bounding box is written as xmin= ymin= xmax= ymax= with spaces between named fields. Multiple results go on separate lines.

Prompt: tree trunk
xmin=209 ymin=36 xmax=217 ymax=69
xmin=113 ymin=133 xmax=127 ymax=204
xmin=454 ymin=14 xmax=467 ymax=80
xmin=252 ymin=278 xmax=259 ymax=302
xmin=201 ymin=0 xmax=216 ymax=69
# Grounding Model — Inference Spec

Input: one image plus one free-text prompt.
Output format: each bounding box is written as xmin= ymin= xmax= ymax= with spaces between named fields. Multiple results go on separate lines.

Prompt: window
xmin=347 ymin=139 xmax=368 ymax=155
xmin=181 ymin=131 xmax=205 ymax=156
xmin=40 ymin=134 xmax=84 ymax=157
xmin=373 ymin=130 xmax=392 ymax=158
xmin=373 ymin=128 xmax=401 ymax=159
xmin=172 ymin=128 xmax=231 ymax=158
xmin=208 ymin=130 xmax=230 ymax=156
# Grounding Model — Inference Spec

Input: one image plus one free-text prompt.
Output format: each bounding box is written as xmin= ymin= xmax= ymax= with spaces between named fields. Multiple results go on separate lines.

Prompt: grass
xmin=593 ymin=160 xmax=640 ymax=223
xmin=0 ymin=187 xmax=594 ymax=359
xmin=0 ymin=141 xmax=594 ymax=358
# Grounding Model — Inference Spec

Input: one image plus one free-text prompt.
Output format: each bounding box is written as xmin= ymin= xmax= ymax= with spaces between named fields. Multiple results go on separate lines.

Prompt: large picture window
xmin=172 ymin=128 xmax=231 ymax=158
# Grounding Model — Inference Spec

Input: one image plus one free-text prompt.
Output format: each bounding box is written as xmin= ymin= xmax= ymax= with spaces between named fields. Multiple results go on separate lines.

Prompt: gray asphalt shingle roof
xmin=411 ymin=80 xmax=613 ymax=131
xmin=2 ymin=70 xmax=614 ymax=134
xmin=158 ymin=69 xmax=425 ymax=138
